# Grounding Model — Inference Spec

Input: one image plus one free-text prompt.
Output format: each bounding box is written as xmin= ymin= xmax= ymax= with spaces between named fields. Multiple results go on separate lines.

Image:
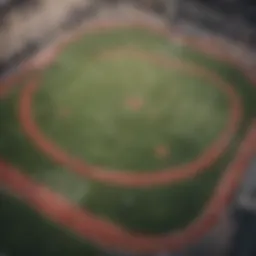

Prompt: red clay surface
xmin=19 ymin=49 xmax=242 ymax=187
xmin=154 ymin=145 xmax=170 ymax=159
xmin=0 ymin=21 xmax=256 ymax=254
xmin=126 ymin=97 xmax=144 ymax=111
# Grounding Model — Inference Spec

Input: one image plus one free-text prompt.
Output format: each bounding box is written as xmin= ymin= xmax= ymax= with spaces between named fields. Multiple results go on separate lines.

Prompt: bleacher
xmin=175 ymin=0 xmax=256 ymax=48
xmin=193 ymin=0 xmax=256 ymax=24
xmin=0 ymin=0 xmax=37 ymax=17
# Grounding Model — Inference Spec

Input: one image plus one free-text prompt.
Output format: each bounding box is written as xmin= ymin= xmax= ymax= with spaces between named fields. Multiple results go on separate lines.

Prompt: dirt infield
xmin=0 ymin=20 xmax=256 ymax=254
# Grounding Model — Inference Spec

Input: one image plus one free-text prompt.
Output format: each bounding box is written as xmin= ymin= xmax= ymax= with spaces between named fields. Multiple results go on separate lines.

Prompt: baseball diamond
xmin=0 ymin=21 xmax=256 ymax=255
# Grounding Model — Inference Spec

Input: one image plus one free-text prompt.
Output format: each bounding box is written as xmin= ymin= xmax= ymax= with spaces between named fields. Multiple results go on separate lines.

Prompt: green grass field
xmin=0 ymin=27 xmax=255 ymax=255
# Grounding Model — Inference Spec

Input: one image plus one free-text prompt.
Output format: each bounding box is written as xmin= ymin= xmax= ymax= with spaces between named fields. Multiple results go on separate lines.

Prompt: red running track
xmin=0 ymin=20 xmax=256 ymax=254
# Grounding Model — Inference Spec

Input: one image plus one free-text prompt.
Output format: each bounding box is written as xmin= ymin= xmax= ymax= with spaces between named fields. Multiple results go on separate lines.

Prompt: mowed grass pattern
xmin=34 ymin=53 xmax=229 ymax=171
xmin=0 ymin=27 xmax=255 ymax=255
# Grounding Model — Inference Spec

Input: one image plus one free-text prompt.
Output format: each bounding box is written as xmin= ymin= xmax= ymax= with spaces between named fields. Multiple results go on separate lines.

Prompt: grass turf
xmin=35 ymin=51 xmax=229 ymax=171
xmin=0 ymin=27 xmax=255 ymax=254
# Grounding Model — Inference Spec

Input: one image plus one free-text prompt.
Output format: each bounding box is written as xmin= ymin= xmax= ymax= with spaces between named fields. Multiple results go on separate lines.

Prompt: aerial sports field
xmin=0 ymin=21 xmax=256 ymax=255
